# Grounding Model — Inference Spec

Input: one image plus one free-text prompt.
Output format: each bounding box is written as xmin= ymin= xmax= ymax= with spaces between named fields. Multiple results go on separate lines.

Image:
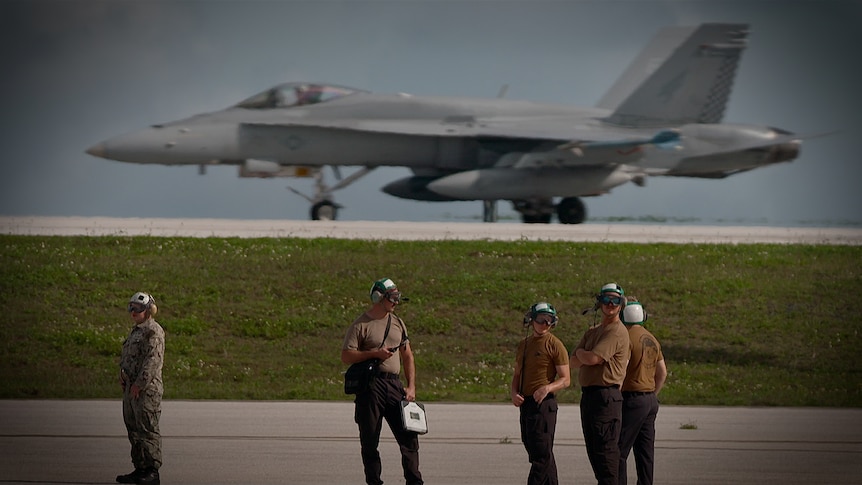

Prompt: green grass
xmin=1 ymin=235 xmax=860 ymax=406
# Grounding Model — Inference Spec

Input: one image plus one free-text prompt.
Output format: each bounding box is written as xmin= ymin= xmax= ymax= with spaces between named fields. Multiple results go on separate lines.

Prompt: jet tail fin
xmin=600 ymin=23 xmax=749 ymax=128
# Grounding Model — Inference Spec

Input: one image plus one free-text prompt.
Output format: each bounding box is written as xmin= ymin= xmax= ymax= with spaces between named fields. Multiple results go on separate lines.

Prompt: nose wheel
xmin=310 ymin=200 xmax=339 ymax=220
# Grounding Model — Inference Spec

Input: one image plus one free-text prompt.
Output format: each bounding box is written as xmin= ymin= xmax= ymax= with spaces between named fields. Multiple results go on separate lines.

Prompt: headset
xmin=370 ymin=278 xmax=407 ymax=303
xmin=622 ymin=298 xmax=649 ymax=325
xmin=128 ymin=292 xmax=155 ymax=312
xmin=523 ymin=302 xmax=558 ymax=327
xmin=583 ymin=282 xmax=626 ymax=315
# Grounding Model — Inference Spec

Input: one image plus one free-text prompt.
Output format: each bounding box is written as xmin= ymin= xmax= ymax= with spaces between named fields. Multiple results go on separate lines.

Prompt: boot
xmin=138 ymin=468 xmax=160 ymax=485
xmin=116 ymin=468 xmax=145 ymax=484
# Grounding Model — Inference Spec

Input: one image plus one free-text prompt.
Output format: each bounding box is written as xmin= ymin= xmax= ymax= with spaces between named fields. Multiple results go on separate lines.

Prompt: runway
xmin=1 ymin=400 xmax=860 ymax=484
xmin=1 ymin=216 xmax=861 ymax=244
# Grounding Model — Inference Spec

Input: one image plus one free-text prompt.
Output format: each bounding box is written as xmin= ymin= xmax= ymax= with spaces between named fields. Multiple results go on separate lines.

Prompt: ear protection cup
xmin=622 ymin=300 xmax=648 ymax=325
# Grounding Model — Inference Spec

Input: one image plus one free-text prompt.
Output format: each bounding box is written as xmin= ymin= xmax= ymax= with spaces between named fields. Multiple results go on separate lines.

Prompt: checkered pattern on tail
xmin=698 ymin=46 xmax=744 ymax=123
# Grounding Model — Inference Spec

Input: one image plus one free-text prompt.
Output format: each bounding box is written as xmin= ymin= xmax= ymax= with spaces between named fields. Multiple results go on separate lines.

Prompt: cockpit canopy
xmin=234 ymin=82 xmax=367 ymax=109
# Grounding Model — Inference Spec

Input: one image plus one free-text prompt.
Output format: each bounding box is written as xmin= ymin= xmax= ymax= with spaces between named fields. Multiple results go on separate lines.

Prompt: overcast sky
xmin=2 ymin=0 xmax=860 ymax=226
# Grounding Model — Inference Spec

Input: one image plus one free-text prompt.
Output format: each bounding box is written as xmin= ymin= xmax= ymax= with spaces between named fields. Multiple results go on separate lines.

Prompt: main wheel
xmin=557 ymin=197 xmax=586 ymax=224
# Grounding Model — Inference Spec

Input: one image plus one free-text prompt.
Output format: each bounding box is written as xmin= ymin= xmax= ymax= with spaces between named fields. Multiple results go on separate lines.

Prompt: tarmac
xmin=1 ymin=400 xmax=860 ymax=484
xmin=2 ymin=216 xmax=861 ymax=245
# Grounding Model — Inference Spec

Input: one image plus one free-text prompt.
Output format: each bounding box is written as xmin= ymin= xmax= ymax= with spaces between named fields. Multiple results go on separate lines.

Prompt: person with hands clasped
xmin=341 ymin=278 xmax=423 ymax=485
xmin=511 ymin=302 xmax=571 ymax=485
xmin=117 ymin=292 xmax=165 ymax=485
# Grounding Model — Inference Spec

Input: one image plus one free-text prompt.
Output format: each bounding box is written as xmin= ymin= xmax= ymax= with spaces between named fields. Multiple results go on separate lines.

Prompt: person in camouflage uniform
xmin=117 ymin=292 xmax=165 ymax=485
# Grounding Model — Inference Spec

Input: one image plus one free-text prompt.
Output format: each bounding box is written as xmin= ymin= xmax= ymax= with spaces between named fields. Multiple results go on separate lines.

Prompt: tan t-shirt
xmin=575 ymin=320 xmax=630 ymax=387
xmin=342 ymin=312 xmax=408 ymax=375
xmin=622 ymin=324 xmax=664 ymax=392
xmin=515 ymin=332 xmax=569 ymax=396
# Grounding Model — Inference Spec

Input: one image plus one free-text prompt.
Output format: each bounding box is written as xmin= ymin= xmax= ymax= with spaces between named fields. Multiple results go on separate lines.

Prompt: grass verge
xmin=1 ymin=235 xmax=859 ymax=406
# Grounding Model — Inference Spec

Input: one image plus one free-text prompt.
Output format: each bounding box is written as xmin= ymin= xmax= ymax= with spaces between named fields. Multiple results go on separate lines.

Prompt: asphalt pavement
xmin=1 ymin=400 xmax=860 ymax=484
xmin=2 ymin=216 xmax=861 ymax=244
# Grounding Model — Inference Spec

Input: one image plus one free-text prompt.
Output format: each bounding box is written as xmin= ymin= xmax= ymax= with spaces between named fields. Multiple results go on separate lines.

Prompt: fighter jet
xmin=86 ymin=23 xmax=800 ymax=224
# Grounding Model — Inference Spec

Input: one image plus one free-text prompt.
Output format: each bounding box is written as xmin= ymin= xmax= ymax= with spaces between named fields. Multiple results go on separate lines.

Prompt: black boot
xmin=116 ymin=468 xmax=145 ymax=484
xmin=138 ymin=468 xmax=160 ymax=485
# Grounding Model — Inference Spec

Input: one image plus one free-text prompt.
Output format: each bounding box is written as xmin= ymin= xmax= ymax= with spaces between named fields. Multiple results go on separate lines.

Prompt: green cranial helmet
xmin=529 ymin=302 xmax=558 ymax=325
xmin=600 ymin=283 xmax=624 ymax=296
xmin=370 ymin=278 xmax=401 ymax=303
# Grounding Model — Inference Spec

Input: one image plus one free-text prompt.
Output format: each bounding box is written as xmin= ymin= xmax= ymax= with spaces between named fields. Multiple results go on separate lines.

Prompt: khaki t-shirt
xmin=622 ymin=324 xmax=664 ymax=392
xmin=342 ymin=312 xmax=408 ymax=375
xmin=515 ymin=332 xmax=569 ymax=396
xmin=575 ymin=320 xmax=630 ymax=387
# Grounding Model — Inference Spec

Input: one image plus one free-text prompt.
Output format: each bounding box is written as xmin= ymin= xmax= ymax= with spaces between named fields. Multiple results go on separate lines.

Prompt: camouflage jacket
xmin=120 ymin=317 xmax=165 ymax=394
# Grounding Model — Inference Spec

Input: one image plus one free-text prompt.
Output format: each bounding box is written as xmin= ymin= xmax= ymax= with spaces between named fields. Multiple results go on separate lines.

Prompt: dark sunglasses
xmin=128 ymin=305 xmax=146 ymax=313
xmin=535 ymin=318 xmax=555 ymax=325
xmin=385 ymin=292 xmax=402 ymax=303
xmin=599 ymin=295 xmax=622 ymax=306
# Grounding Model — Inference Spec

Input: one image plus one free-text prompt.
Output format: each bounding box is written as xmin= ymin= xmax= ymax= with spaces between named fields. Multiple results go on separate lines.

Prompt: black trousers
xmin=580 ymin=386 xmax=623 ymax=485
xmin=618 ymin=392 xmax=658 ymax=485
xmin=519 ymin=395 xmax=559 ymax=485
xmin=354 ymin=376 xmax=423 ymax=485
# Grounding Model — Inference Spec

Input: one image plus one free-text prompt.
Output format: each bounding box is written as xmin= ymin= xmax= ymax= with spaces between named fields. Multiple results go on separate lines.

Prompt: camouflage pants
xmin=122 ymin=388 xmax=162 ymax=470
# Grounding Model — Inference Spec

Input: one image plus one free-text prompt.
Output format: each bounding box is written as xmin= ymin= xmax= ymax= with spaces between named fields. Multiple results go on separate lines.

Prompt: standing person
xmin=341 ymin=278 xmax=423 ymax=485
xmin=117 ymin=292 xmax=165 ymax=485
xmin=618 ymin=298 xmax=667 ymax=485
xmin=571 ymin=283 xmax=631 ymax=485
xmin=511 ymin=302 xmax=571 ymax=485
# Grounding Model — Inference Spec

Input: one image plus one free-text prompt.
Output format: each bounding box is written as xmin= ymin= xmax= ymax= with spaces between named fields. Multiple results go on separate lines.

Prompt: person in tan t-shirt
xmin=571 ymin=283 xmax=631 ymax=485
xmin=511 ymin=302 xmax=570 ymax=485
xmin=618 ymin=298 xmax=667 ymax=485
xmin=341 ymin=278 xmax=423 ymax=485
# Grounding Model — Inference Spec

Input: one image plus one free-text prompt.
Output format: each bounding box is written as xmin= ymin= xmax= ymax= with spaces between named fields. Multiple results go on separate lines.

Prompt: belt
xmin=377 ymin=372 xmax=400 ymax=380
xmin=622 ymin=390 xmax=654 ymax=396
xmin=582 ymin=385 xmax=619 ymax=392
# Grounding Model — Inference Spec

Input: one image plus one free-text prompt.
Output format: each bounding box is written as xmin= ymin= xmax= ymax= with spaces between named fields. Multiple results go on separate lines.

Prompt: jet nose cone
xmin=85 ymin=143 xmax=107 ymax=159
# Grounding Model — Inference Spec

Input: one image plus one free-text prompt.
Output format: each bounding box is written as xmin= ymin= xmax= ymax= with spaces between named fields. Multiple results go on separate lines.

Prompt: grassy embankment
xmin=1 ymin=235 xmax=859 ymax=406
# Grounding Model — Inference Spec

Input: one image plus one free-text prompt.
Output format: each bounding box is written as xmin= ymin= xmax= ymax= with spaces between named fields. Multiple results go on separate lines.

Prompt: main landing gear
xmin=510 ymin=196 xmax=586 ymax=224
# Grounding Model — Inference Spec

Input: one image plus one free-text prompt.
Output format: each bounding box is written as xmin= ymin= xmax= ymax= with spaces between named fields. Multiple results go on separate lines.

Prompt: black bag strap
xmin=378 ymin=314 xmax=393 ymax=350
xmin=392 ymin=315 xmax=409 ymax=347
xmin=518 ymin=335 xmax=528 ymax=395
